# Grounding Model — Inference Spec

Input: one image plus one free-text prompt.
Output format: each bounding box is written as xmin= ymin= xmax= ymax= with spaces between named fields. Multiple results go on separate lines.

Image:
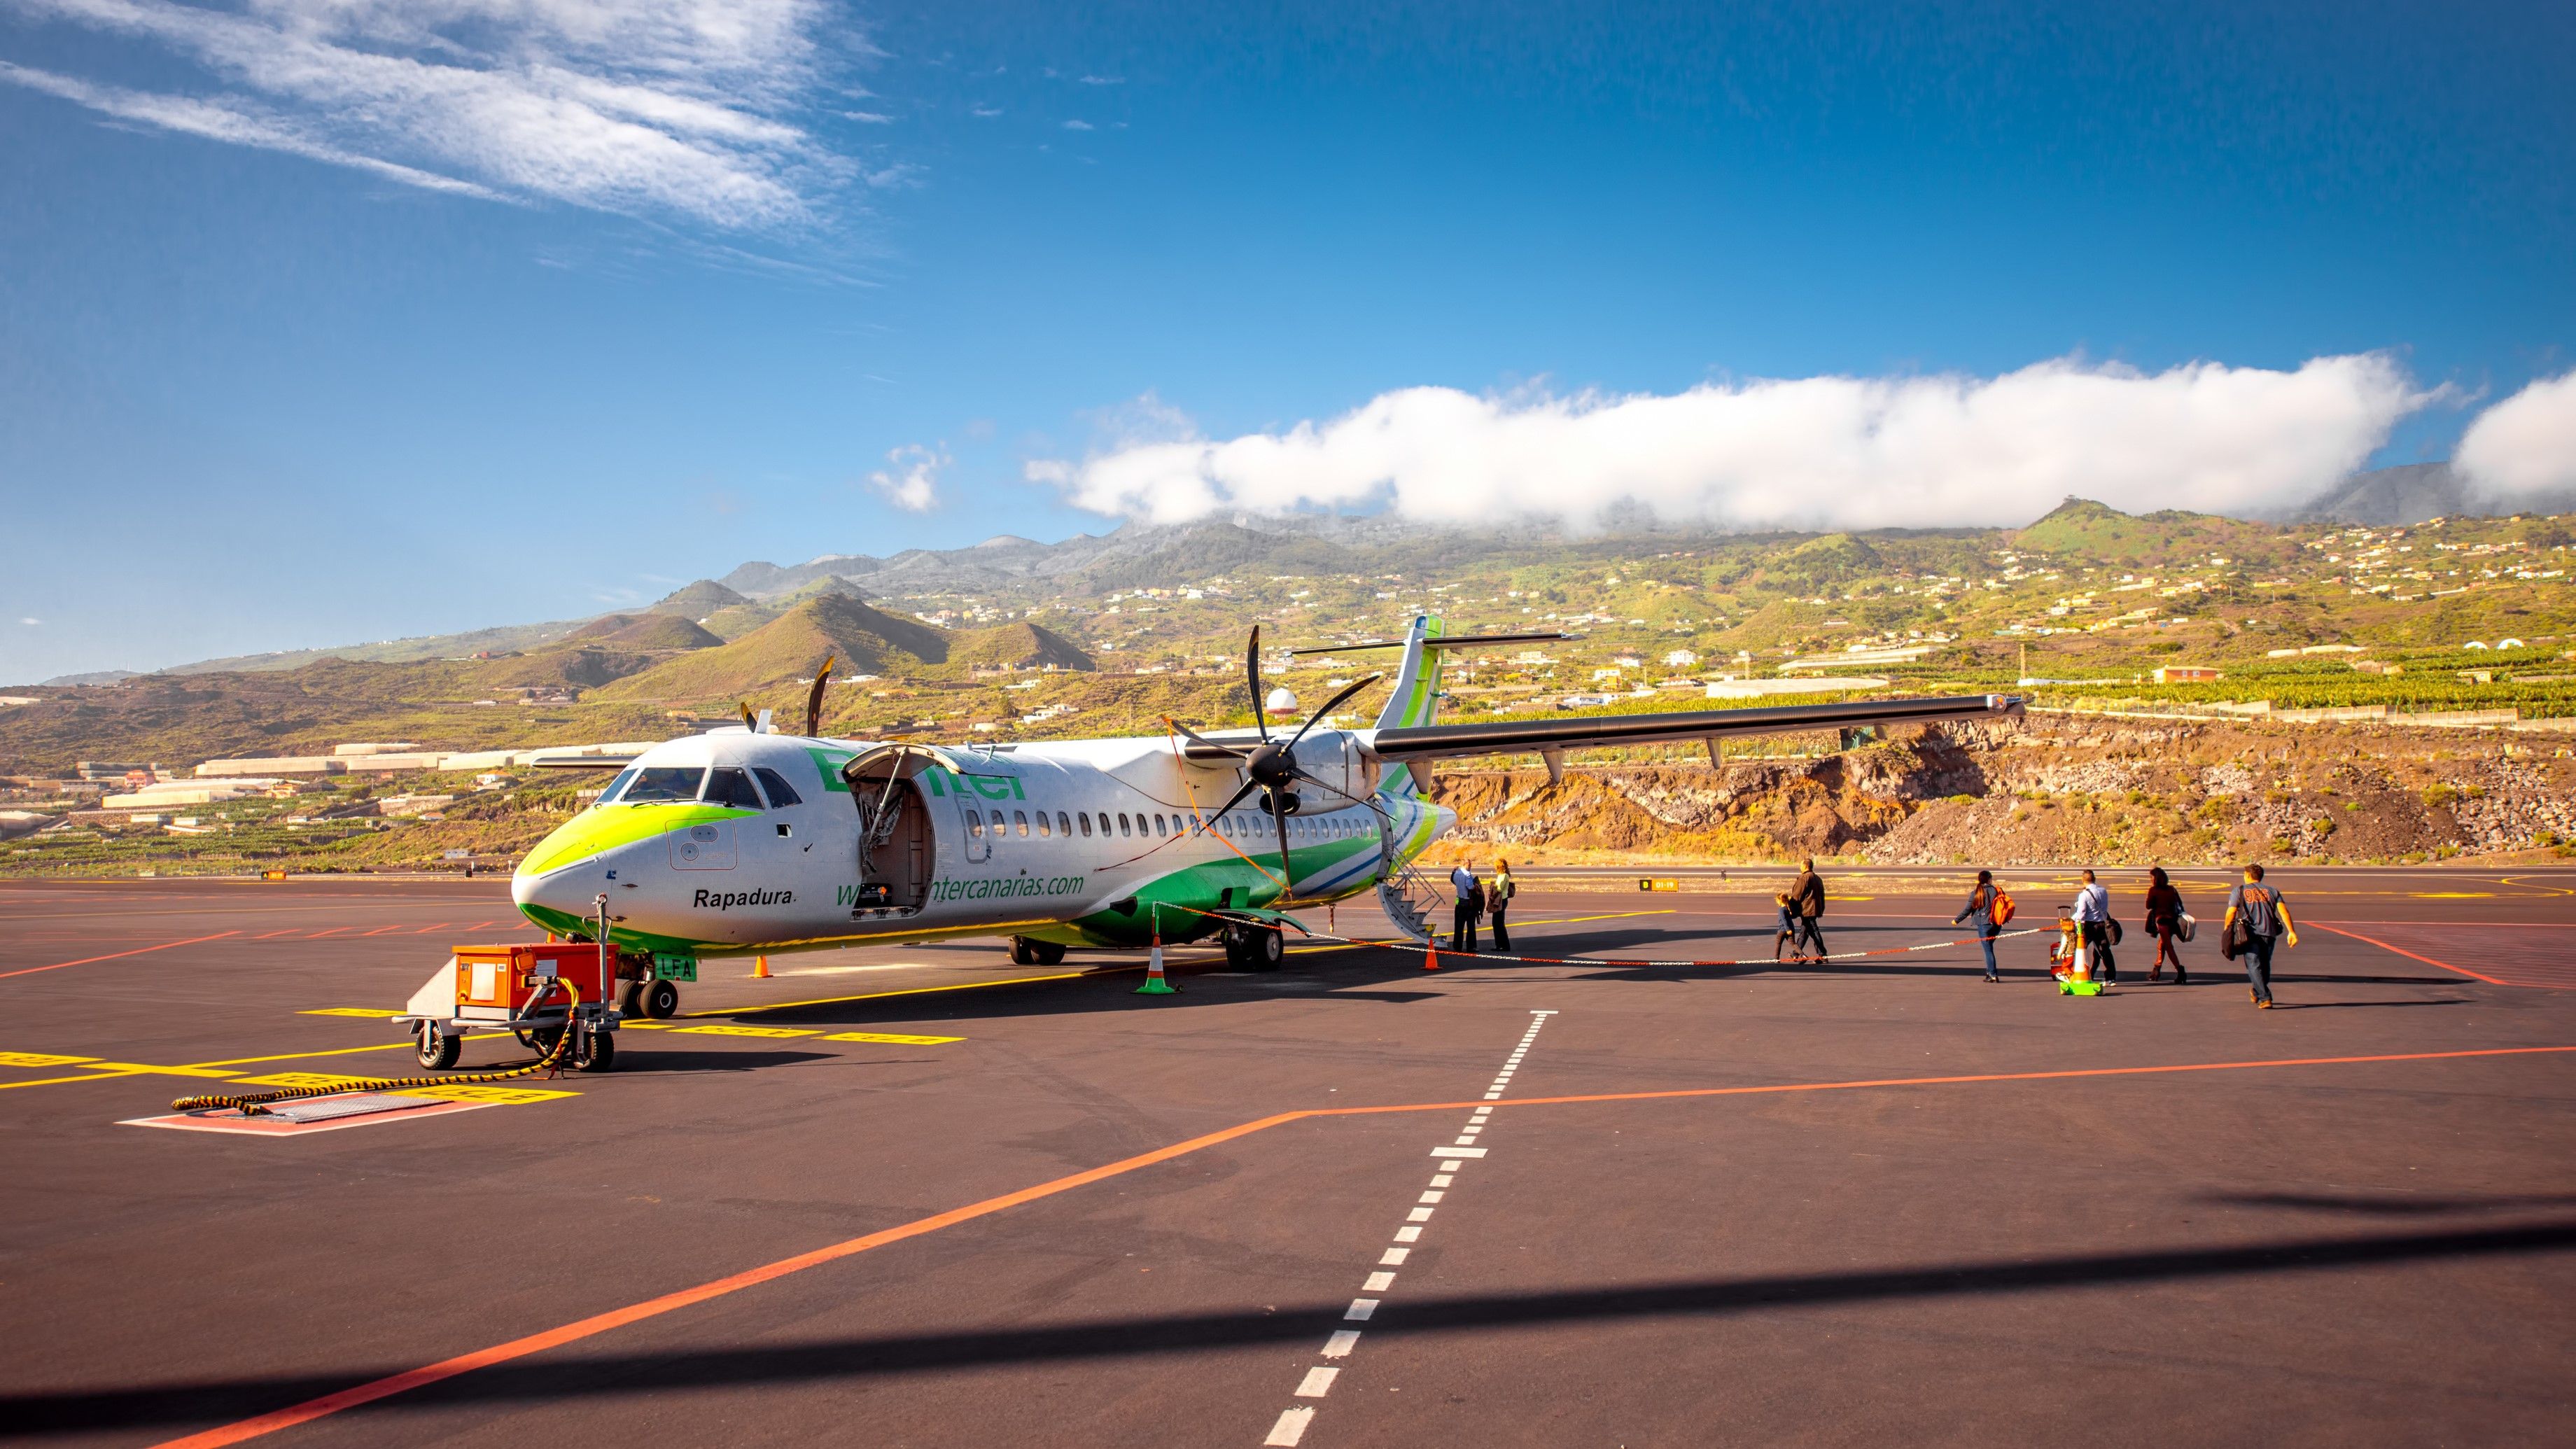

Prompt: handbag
xmin=2178 ymin=911 xmax=2197 ymax=943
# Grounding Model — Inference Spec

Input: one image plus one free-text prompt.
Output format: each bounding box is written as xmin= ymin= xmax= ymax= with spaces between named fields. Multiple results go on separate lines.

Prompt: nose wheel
xmin=1223 ymin=921 xmax=1284 ymax=971
xmin=623 ymin=978 xmax=679 ymax=1018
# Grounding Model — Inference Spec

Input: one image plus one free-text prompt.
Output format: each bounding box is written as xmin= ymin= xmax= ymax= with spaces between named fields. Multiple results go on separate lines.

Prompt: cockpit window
xmin=751 ymin=767 xmax=804 ymax=808
xmin=597 ymin=767 xmax=639 ymax=804
xmin=704 ymin=767 xmax=763 ymax=809
xmin=622 ymin=766 xmax=706 ymax=803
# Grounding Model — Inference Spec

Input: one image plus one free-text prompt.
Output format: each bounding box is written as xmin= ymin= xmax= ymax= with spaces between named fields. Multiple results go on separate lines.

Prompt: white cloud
xmin=1031 ymin=354 xmax=2432 ymax=529
xmin=969 ymin=104 xmax=1001 ymax=118
xmin=869 ymin=443 xmax=946 ymax=512
xmin=2456 ymin=370 xmax=2576 ymax=501
xmin=1 ymin=0 xmax=864 ymax=227
xmin=1060 ymin=118 xmax=1093 ymax=131
xmin=18 ymin=617 xmax=41 ymax=626
xmin=1077 ymin=74 xmax=1123 ymax=85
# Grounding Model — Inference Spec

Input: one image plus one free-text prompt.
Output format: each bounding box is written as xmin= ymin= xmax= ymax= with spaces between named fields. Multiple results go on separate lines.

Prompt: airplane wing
xmin=1364 ymin=693 xmax=2021 ymax=769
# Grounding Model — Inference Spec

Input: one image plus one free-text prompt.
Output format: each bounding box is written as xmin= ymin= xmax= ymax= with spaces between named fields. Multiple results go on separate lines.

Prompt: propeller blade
xmin=1198 ymin=778 xmax=1261 ymax=833
xmin=1246 ymin=625 xmax=1270 ymax=743
xmin=1169 ymin=719 xmax=1251 ymax=757
xmin=738 ymin=701 xmax=756 ymax=731
xmin=804 ymin=654 xmax=836 ymax=738
xmin=1270 ymin=792 xmax=1296 ymax=902
xmin=1283 ymin=672 xmax=1384 ymax=752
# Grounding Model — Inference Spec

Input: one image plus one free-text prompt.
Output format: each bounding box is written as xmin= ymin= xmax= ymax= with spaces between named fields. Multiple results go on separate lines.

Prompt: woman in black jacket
xmin=2143 ymin=865 xmax=2188 ymax=984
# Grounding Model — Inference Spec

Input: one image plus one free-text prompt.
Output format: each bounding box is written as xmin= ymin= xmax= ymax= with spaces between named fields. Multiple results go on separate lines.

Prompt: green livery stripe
xmin=517 ymin=802 xmax=758 ymax=878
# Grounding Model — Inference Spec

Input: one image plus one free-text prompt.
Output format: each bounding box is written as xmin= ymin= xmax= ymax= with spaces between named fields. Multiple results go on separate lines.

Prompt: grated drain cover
xmin=257 ymin=1093 xmax=444 ymax=1124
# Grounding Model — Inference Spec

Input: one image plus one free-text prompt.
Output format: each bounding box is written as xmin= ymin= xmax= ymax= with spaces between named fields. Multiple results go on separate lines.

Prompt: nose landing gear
xmin=1009 ymin=937 xmax=1068 ymax=966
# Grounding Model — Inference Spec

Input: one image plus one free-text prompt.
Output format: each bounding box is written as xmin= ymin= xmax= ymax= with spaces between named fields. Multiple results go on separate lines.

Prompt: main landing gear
xmin=620 ymin=977 xmax=679 ymax=1019
xmin=1010 ymin=937 xmax=1068 ymax=966
xmin=1222 ymin=920 xmax=1284 ymax=971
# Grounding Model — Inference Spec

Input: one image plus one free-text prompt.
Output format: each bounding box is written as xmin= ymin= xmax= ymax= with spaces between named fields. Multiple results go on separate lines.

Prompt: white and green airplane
xmin=511 ymin=615 xmax=2020 ymax=1013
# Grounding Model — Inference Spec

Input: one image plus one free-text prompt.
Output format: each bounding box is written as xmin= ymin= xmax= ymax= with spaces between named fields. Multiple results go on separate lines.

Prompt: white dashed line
xmin=1255 ymin=1009 xmax=1556 ymax=1443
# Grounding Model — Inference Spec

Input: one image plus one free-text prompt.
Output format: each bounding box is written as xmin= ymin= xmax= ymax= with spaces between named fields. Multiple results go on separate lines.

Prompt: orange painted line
xmin=153 ymin=1042 xmax=2576 ymax=1448
xmin=152 ymin=1110 xmax=1315 ymax=1448
xmin=2312 ymin=923 xmax=2512 ymax=986
xmin=253 ymin=930 xmax=300 ymax=940
xmin=306 ymin=927 xmax=349 ymax=939
xmin=411 ymin=923 xmax=451 ymax=934
xmin=357 ymin=925 xmax=408 ymax=937
xmin=0 ymin=931 xmax=241 ymax=980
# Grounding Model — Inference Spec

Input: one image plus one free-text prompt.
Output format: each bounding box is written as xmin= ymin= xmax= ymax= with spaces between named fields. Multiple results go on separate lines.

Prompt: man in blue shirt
xmin=2223 ymin=864 xmax=2300 ymax=1008
xmin=1449 ymin=860 xmax=1480 ymax=953
xmin=2073 ymin=869 xmax=2118 ymax=984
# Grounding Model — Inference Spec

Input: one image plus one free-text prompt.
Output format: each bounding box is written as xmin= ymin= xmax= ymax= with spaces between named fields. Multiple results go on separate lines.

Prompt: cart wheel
xmin=643 ymin=978 xmax=679 ymax=1019
xmin=571 ymin=1028 xmax=616 ymax=1073
xmin=416 ymin=1025 xmax=461 ymax=1070
xmin=620 ymin=981 xmax=645 ymax=1018
xmin=526 ymin=1025 xmax=567 ymax=1060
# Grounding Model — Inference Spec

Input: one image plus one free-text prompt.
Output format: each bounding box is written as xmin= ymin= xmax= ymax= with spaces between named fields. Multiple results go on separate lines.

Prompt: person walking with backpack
xmin=2223 ymin=863 xmax=2299 ymax=1007
xmin=1954 ymin=869 xmax=2006 ymax=982
xmin=2143 ymin=865 xmax=2189 ymax=984
xmin=1486 ymin=860 xmax=1516 ymax=951
xmin=1791 ymin=858 xmax=1828 ymax=962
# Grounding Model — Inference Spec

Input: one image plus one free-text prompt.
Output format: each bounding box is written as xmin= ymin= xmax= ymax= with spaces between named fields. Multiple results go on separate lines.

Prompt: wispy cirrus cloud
xmin=0 ymin=0 xmax=879 ymax=228
xmin=1030 ymin=355 xmax=2440 ymax=529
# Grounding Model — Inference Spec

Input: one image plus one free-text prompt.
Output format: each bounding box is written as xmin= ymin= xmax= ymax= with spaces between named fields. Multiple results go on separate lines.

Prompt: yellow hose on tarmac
xmin=172 ymin=981 xmax=588 ymax=1116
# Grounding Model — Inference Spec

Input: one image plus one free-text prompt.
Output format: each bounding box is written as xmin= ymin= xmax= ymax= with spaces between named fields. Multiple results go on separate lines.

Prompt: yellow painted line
xmin=687 ymin=970 xmax=1089 ymax=1018
xmin=188 ymin=1035 xmax=513 ymax=1069
xmin=0 ymin=1051 xmax=97 ymax=1068
xmin=0 ymin=1071 xmax=158 ymax=1091
xmin=299 ymin=1008 xmax=405 ymax=1018
xmin=410 ymin=1084 xmax=576 ymax=1106
xmin=822 ymin=1032 xmax=965 ymax=1045
xmin=670 ymin=1025 xmax=820 ymax=1039
xmin=236 ymin=1072 xmax=373 ymax=1089
xmin=2410 ymin=892 xmax=2495 ymax=899
xmin=1507 ymin=909 xmax=1677 ymax=927
xmin=80 ymin=1063 xmax=242 ymax=1079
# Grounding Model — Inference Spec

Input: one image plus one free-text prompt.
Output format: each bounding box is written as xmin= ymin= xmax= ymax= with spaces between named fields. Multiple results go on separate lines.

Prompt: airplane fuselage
xmin=511 ymin=727 xmax=1450 ymax=960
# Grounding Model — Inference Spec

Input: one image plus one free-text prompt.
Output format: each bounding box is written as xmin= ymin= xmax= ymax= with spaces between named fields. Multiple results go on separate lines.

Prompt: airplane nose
xmin=513 ymin=850 xmax=610 ymax=935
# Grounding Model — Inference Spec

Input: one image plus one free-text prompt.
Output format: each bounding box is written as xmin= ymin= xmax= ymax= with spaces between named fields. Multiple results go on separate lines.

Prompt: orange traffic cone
xmin=1422 ymin=939 xmax=1440 ymax=972
xmin=752 ymin=954 xmax=771 ymax=979
xmin=1137 ymin=932 xmax=1177 ymax=995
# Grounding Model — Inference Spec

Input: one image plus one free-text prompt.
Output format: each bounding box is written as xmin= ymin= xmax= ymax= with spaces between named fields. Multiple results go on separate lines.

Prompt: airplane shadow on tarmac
xmin=16 ymin=1218 xmax=2575 ymax=1436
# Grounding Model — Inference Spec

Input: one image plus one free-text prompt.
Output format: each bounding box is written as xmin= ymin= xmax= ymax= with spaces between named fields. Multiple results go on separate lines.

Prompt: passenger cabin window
xmin=1058 ymin=811 xmax=1072 ymax=836
xmin=751 ymin=767 xmax=803 ymax=808
xmin=989 ymin=810 xmax=1006 ymax=840
xmin=1014 ymin=811 xmax=1029 ymax=836
xmin=1036 ymin=812 xmax=1052 ymax=838
xmin=623 ymin=766 xmax=706 ymax=803
xmin=704 ymin=767 xmax=762 ymax=809
xmin=969 ymin=813 xmax=984 ymax=837
xmin=1079 ymin=813 xmax=1093 ymax=837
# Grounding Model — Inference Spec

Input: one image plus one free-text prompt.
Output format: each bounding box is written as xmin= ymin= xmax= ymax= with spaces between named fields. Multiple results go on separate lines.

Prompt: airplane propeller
xmin=805 ymin=654 xmax=836 ymax=738
xmin=1173 ymin=625 xmax=1382 ymax=902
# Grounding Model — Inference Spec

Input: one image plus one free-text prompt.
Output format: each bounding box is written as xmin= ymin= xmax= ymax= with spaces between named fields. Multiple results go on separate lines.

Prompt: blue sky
xmin=3 ymin=1 xmax=2572 ymax=681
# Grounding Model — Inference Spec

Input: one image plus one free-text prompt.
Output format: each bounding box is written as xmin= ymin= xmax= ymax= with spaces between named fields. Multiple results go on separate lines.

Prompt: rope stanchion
xmin=1141 ymin=898 xmax=2047 ymax=974
xmin=172 ymin=981 xmax=589 ymax=1116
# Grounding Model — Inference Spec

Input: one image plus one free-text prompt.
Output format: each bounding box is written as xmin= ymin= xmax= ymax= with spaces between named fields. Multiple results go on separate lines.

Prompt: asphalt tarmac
xmin=3 ymin=866 xmax=2571 ymax=1447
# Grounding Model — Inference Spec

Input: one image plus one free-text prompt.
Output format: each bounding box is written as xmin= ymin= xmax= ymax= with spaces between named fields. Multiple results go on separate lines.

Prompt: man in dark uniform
xmin=1791 ymin=857 xmax=1828 ymax=962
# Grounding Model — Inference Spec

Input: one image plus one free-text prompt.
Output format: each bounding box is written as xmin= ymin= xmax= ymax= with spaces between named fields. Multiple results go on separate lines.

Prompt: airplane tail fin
xmin=1371 ymin=615 xmax=1446 ymax=733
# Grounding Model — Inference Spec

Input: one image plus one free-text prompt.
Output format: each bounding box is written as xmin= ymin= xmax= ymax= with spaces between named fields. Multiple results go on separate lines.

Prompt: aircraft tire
xmin=1009 ymin=937 xmax=1067 ymax=967
xmin=1253 ymin=925 xmax=1284 ymax=971
xmin=643 ymin=978 xmax=679 ymax=1018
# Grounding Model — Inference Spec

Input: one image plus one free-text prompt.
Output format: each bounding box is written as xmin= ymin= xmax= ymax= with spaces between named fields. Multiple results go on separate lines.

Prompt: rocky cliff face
xmin=1418 ymin=718 xmax=2575 ymax=867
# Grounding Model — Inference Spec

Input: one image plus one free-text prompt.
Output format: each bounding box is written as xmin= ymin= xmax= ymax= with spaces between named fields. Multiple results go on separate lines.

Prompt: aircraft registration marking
xmin=822 ymin=1032 xmax=964 ymax=1045
xmin=671 ymin=1025 xmax=820 ymax=1038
